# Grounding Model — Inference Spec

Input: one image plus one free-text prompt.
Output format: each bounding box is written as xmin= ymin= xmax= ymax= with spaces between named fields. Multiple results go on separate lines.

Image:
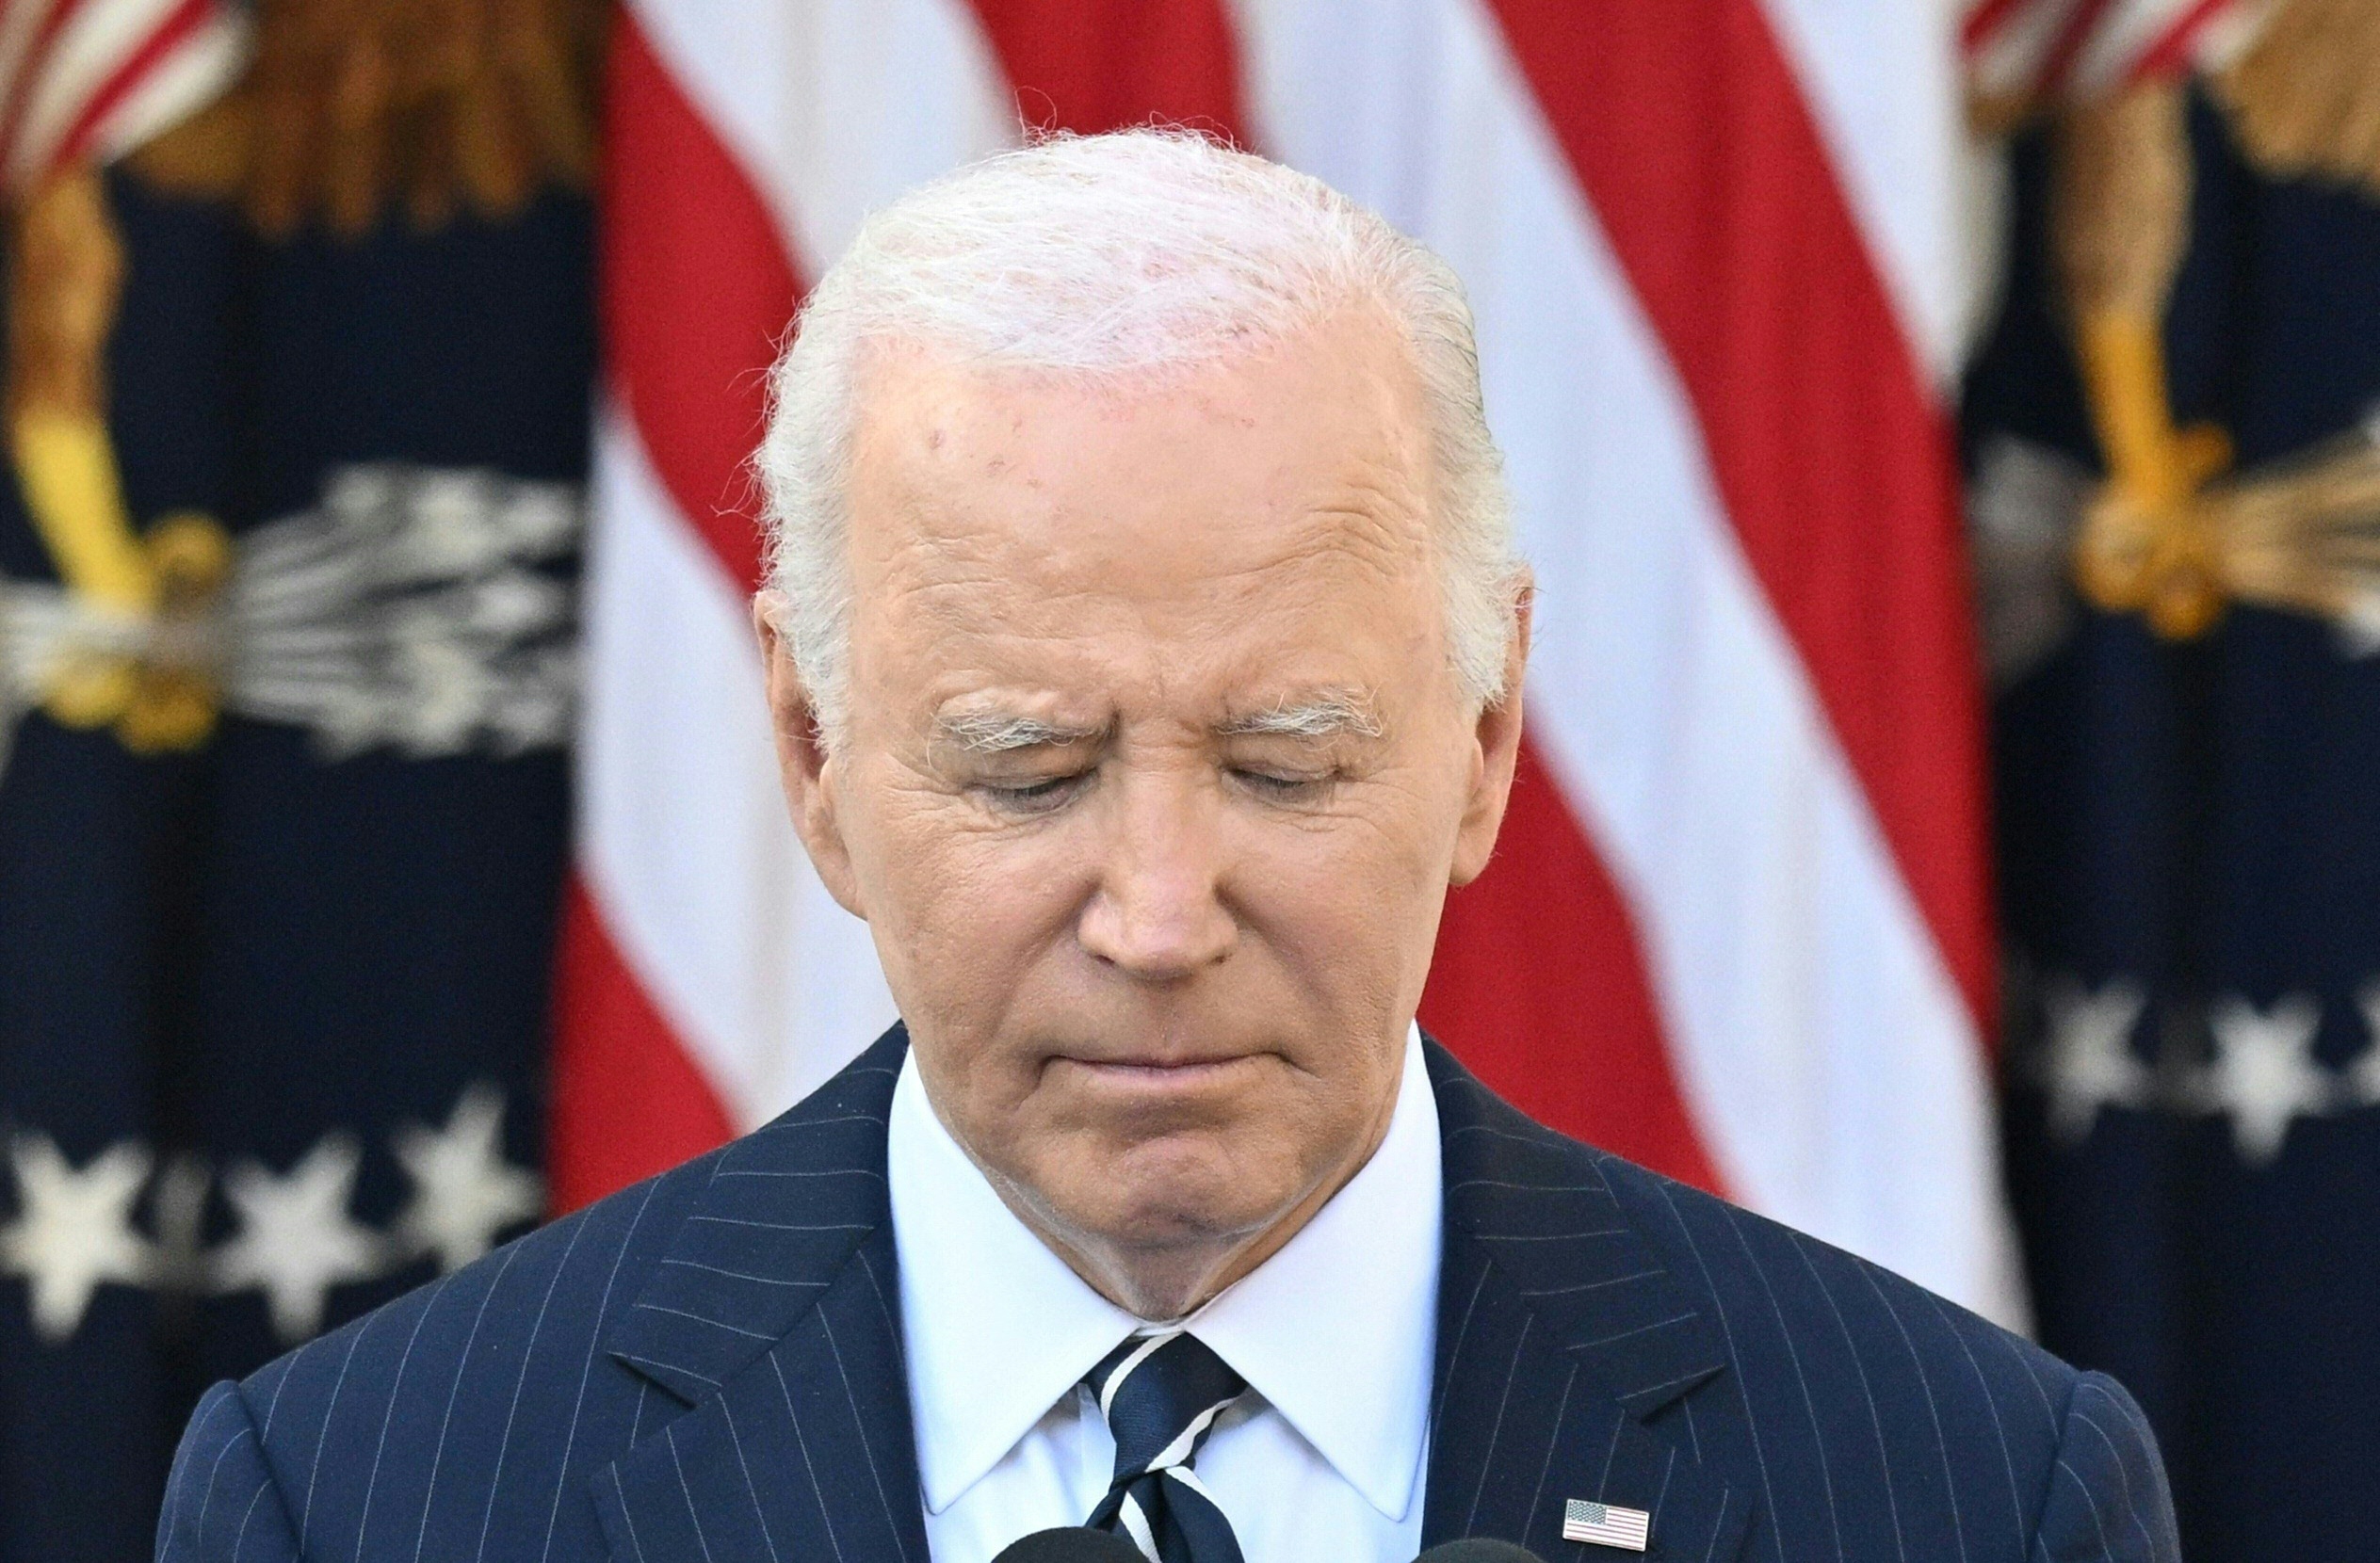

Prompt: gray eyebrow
xmin=932 ymin=692 xmax=1383 ymax=752
xmin=1218 ymin=692 xmax=1384 ymax=740
xmin=931 ymin=712 xmax=1108 ymax=753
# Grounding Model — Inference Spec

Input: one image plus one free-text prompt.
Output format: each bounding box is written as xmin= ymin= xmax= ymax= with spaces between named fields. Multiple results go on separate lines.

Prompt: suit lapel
xmin=592 ymin=1028 xmax=930 ymax=1563
xmin=1422 ymin=1045 xmax=1754 ymax=1562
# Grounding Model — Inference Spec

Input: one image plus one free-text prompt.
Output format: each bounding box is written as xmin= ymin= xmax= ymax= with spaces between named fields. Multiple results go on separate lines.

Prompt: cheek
xmin=850 ymin=784 xmax=1084 ymax=1028
xmin=1230 ymin=782 xmax=1457 ymax=973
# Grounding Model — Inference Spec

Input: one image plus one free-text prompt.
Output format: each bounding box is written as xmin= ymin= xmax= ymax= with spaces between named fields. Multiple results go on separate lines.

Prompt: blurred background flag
xmin=1965 ymin=0 xmax=2380 ymax=1557
xmin=555 ymin=0 xmax=2025 ymax=1335
xmin=1963 ymin=0 xmax=2267 ymax=109
xmin=0 ymin=1 xmax=596 ymax=1555
xmin=0 ymin=0 xmax=249 ymax=191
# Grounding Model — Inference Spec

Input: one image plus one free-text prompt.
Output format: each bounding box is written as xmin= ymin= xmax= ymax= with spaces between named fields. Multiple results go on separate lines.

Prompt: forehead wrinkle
xmin=1281 ymin=454 xmax=1438 ymax=587
xmin=861 ymin=525 xmax=1110 ymax=653
xmin=1131 ymin=486 xmax=1430 ymax=630
xmin=859 ymin=496 xmax=1019 ymax=591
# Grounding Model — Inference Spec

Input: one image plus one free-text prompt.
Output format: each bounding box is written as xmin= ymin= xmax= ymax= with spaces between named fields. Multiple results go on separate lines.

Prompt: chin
xmin=1064 ymin=1138 xmax=1290 ymax=1250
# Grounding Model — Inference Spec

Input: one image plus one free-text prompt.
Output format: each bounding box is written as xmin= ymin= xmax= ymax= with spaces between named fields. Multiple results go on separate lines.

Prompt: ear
xmin=1449 ymin=577 xmax=1532 ymax=888
xmin=753 ymin=591 xmax=866 ymax=918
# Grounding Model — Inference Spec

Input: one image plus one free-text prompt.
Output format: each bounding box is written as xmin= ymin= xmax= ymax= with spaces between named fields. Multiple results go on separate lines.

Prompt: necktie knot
xmin=1087 ymin=1329 xmax=1247 ymax=1478
xmin=1080 ymin=1330 xmax=1248 ymax=1563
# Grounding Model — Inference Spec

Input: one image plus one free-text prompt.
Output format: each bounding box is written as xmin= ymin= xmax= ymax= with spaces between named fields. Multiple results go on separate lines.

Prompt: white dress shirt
xmin=887 ymin=1024 xmax=1443 ymax=1563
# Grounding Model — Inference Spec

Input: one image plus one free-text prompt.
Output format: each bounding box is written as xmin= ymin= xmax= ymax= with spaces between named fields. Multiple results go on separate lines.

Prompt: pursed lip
xmin=1051 ymin=1053 xmax=1263 ymax=1083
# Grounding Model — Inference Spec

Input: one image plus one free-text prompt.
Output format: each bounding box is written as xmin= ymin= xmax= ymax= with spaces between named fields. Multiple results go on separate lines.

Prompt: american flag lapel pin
xmin=1562 ymin=1498 xmax=1652 ymax=1553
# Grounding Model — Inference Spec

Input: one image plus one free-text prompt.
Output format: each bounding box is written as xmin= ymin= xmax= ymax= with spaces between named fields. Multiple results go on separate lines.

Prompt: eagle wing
xmin=2212 ymin=0 xmax=2380 ymax=197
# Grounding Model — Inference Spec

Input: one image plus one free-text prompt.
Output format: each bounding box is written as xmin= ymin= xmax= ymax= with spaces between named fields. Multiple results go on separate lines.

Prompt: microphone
xmin=1413 ymin=1542 xmax=1546 ymax=1563
xmin=987 ymin=1526 xmax=1546 ymax=1563
xmin=991 ymin=1527 xmax=1150 ymax=1563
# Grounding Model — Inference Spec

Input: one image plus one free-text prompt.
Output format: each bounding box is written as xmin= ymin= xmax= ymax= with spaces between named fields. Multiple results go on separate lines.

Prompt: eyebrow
xmin=931 ymin=690 xmax=1384 ymax=754
xmin=1218 ymin=691 xmax=1384 ymax=740
xmin=931 ymin=712 xmax=1109 ymax=753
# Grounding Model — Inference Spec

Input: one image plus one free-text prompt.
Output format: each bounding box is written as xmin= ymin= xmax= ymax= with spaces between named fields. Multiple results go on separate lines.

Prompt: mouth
xmin=1052 ymin=1053 xmax=1265 ymax=1089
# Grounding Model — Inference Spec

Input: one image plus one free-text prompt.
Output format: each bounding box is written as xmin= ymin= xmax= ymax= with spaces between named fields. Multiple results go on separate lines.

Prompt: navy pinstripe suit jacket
xmin=158 ymin=1028 xmax=2178 ymax=1563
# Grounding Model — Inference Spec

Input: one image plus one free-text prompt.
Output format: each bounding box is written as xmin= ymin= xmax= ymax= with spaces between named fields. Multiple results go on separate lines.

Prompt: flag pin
xmin=1562 ymin=1498 xmax=1651 ymax=1553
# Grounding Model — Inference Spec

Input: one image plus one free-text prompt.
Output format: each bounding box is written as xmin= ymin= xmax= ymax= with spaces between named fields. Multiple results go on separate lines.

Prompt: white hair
xmin=755 ymin=128 xmax=1523 ymax=740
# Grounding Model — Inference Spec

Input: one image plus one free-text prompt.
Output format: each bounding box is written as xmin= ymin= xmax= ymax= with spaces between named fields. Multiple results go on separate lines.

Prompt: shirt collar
xmin=888 ymin=1046 xmax=1137 ymax=1515
xmin=887 ymin=1025 xmax=1443 ymax=1523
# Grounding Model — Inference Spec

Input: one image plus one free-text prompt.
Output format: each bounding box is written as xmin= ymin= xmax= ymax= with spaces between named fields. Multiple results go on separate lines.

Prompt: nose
xmin=1077 ymin=769 xmax=1238 ymax=979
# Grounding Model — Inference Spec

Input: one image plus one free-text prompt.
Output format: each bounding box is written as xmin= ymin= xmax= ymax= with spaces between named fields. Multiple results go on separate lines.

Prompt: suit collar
xmin=1425 ymin=1039 xmax=1728 ymax=1417
xmin=1421 ymin=1039 xmax=1750 ymax=1560
xmin=602 ymin=1025 xmax=908 ymax=1405
xmin=595 ymin=1027 xmax=926 ymax=1563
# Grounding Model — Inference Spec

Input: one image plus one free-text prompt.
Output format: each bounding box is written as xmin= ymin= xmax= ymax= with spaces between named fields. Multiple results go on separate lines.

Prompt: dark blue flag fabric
xmin=0 ymin=41 xmax=594 ymax=1559
xmin=1967 ymin=67 xmax=2380 ymax=1563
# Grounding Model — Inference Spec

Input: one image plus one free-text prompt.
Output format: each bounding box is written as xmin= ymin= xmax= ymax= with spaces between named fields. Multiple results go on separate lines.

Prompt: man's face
xmin=764 ymin=309 xmax=1525 ymax=1314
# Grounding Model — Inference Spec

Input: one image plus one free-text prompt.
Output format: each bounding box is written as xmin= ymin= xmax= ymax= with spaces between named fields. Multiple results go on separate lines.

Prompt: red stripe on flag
xmin=1959 ymin=0 xmax=2033 ymax=54
xmin=2038 ymin=0 xmax=2121 ymax=96
xmin=599 ymin=10 xmax=801 ymax=596
xmin=1486 ymin=0 xmax=1997 ymax=1039
xmin=51 ymin=0 xmax=211 ymax=171
xmin=966 ymin=0 xmax=1245 ymax=137
xmin=2129 ymin=0 xmax=2237 ymax=80
xmin=1420 ymin=739 xmax=1724 ymax=1192
xmin=559 ymin=9 xmax=807 ymax=1207
xmin=549 ymin=876 xmax=737 ymax=1215
xmin=0 ymin=0 xmax=90 ymax=172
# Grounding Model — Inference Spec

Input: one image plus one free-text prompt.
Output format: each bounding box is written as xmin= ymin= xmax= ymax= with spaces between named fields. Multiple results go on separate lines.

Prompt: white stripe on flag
xmin=77 ymin=5 xmax=243 ymax=166
xmin=8 ymin=0 xmax=183 ymax=182
xmin=1759 ymin=0 xmax=1971 ymax=384
xmin=590 ymin=0 xmax=1000 ymax=1131
xmin=581 ymin=401 xmax=893 ymax=1127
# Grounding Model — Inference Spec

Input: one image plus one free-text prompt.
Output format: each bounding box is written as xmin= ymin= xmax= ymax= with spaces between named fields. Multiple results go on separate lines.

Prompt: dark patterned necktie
xmin=1081 ymin=1330 xmax=1250 ymax=1563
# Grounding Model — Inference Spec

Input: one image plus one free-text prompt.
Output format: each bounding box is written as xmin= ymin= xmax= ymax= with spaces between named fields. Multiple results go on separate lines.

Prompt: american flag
xmin=555 ymin=0 xmax=2025 ymax=1328
xmin=1963 ymin=0 xmax=2264 ymax=104
xmin=0 ymin=0 xmax=248 ymax=192
xmin=1562 ymin=1498 xmax=1652 ymax=1552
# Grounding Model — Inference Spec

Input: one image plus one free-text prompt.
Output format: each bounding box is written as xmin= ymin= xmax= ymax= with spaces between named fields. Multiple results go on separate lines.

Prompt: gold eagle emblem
xmin=1 ymin=0 xmax=597 ymax=754
xmin=2004 ymin=0 xmax=2380 ymax=643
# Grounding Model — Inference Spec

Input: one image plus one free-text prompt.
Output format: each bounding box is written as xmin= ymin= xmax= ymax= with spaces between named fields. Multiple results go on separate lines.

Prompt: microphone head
xmin=990 ymin=1527 xmax=1152 ymax=1563
xmin=1412 ymin=1541 xmax=1547 ymax=1563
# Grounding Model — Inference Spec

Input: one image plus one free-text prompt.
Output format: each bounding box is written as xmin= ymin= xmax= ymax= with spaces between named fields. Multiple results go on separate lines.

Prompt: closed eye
xmin=977 ymin=771 xmax=1092 ymax=813
xmin=1230 ymin=766 xmax=1336 ymax=801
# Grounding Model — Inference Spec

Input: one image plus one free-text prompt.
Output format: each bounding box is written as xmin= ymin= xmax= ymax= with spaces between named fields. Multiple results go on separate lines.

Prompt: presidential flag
xmin=0 ymin=2 xmax=595 ymax=1554
xmin=1965 ymin=1 xmax=2380 ymax=1557
xmin=557 ymin=0 xmax=2024 ymax=1335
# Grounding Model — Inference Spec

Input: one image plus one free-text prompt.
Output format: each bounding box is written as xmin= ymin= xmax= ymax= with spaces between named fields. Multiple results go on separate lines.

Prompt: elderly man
xmin=158 ymin=132 xmax=2175 ymax=1563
